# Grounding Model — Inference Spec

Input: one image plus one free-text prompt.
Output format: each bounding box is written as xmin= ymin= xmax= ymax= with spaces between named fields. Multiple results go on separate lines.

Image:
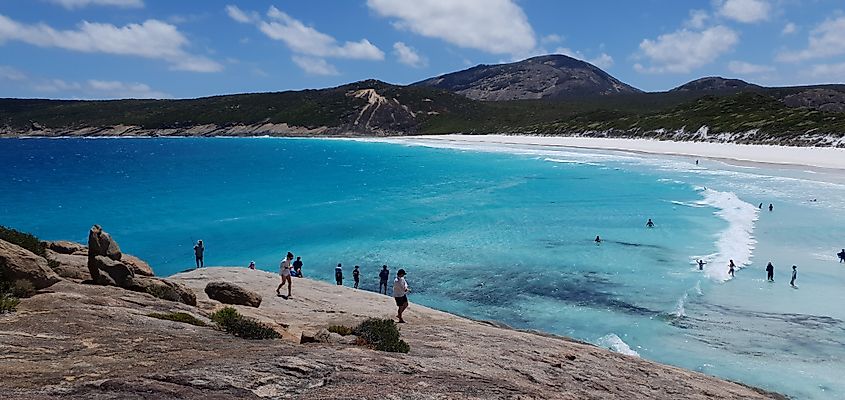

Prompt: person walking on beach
xmin=698 ymin=259 xmax=706 ymax=271
xmin=393 ymin=269 xmax=410 ymax=323
xmin=790 ymin=265 xmax=798 ymax=287
xmin=838 ymin=249 xmax=845 ymax=263
xmin=728 ymin=259 xmax=736 ymax=277
xmin=646 ymin=219 xmax=655 ymax=228
xmin=766 ymin=262 xmax=775 ymax=282
xmin=193 ymin=240 xmax=204 ymax=269
xmin=276 ymin=252 xmax=294 ymax=298
xmin=293 ymin=256 xmax=303 ymax=277
xmin=353 ymin=265 xmax=360 ymax=289
xmin=379 ymin=265 xmax=390 ymax=294
xmin=768 ymin=203 xmax=774 ymax=212
xmin=335 ymin=263 xmax=343 ymax=286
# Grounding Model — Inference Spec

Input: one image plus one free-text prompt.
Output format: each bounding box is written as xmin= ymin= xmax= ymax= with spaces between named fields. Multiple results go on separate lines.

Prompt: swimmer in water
xmin=646 ymin=219 xmax=655 ymax=228
xmin=697 ymin=259 xmax=706 ymax=270
xmin=595 ymin=235 xmax=601 ymax=244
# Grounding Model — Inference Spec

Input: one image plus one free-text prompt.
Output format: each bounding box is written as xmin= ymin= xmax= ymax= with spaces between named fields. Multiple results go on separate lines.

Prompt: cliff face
xmin=414 ymin=54 xmax=642 ymax=101
xmin=0 ymin=263 xmax=785 ymax=399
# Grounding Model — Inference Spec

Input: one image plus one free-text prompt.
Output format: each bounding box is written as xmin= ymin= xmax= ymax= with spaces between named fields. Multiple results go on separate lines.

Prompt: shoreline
xmin=378 ymin=134 xmax=845 ymax=173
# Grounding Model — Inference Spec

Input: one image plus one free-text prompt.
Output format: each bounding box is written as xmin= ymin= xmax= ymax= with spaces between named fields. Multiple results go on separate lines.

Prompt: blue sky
xmin=1 ymin=0 xmax=844 ymax=99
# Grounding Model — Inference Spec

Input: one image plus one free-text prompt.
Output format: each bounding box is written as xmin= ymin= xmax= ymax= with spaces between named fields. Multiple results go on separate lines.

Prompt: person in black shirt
xmin=379 ymin=265 xmax=390 ymax=294
xmin=766 ymin=262 xmax=775 ymax=282
xmin=293 ymin=256 xmax=303 ymax=277
xmin=353 ymin=265 xmax=360 ymax=289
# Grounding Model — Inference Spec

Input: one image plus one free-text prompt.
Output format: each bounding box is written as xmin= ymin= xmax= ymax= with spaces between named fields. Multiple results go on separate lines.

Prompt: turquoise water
xmin=1 ymin=137 xmax=844 ymax=398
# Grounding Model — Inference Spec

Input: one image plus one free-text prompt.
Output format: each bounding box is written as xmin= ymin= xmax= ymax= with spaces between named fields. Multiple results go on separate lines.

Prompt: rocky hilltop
xmin=0 ymin=230 xmax=786 ymax=399
xmin=669 ymin=77 xmax=760 ymax=93
xmin=414 ymin=54 xmax=642 ymax=101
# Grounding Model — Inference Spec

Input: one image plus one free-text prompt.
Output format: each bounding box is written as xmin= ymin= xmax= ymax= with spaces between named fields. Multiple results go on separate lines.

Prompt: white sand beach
xmin=390 ymin=134 xmax=845 ymax=171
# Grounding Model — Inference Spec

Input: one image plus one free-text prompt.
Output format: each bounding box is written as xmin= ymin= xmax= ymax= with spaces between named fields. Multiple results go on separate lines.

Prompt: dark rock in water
xmin=127 ymin=276 xmax=197 ymax=306
xmin=91 ymin=255 xmax=134 ymax=287
xmin=205 ymin=281 xmax=261 ymax=307
xmin=43 ymin=240 xmax=86 ymax=255
xmin=0 ymin=239 xmax=62 ymax=289
xmin=44 ymin=249 xmax=89 ymax=281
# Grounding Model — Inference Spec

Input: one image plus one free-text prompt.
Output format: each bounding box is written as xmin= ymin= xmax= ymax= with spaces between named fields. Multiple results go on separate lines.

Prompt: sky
xmin=1 ymin=0 xmax=845 ymax=99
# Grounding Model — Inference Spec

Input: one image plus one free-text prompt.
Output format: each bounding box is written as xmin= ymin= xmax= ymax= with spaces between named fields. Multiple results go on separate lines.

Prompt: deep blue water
xmin=2 ymin=137 xmax=844 ymax=399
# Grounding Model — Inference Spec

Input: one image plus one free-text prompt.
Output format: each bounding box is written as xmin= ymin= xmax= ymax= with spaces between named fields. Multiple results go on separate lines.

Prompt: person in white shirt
xmin=392 ymin=269 xmax=410 ymax=323
xmin=276 ymin=252 xmax=294 ymax=298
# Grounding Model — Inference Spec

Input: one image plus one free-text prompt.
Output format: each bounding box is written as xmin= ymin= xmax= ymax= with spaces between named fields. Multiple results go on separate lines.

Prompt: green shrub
xmin=0 ymin=294 xmax=20 ymax=314
xmin=210 ymin=306 xmax=279 ymax=340
xmin=10 ymin=280 xmax=35 ymax=298
xmin=0 ymin=226 xmax=46 ymax=257
xmin=353 ymin=318 xmax=410 ymax=353
xmin=148 ymin=312 xmax=207 ymax=327
xmin=327 ymin=324 xmax=354 ymax=336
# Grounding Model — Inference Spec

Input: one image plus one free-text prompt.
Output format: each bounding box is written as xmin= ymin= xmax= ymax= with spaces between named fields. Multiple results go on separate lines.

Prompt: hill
xmin=414 ymin=54 xmax=641 ymax=101
xmin=670 ymin=77 xmax=760 ymax=93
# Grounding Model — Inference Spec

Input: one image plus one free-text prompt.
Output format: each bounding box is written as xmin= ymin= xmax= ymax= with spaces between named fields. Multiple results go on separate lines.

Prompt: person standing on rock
xmin=353 ymin=265 xmax=360 ymax=289
xmin=393 ymin=269 xmax=410 ymax=323
xmin=293 ymin=256 xmax=303 ymax=277
xmin=276 ymin=252 xmax=293 ymax=298
xmin=194 ymin=240 xmax=204 ymax=269
xmin=335 ymin=263 xmax=343 ymax=286
xmin=379 ymin=265 xmax=390 ymax=294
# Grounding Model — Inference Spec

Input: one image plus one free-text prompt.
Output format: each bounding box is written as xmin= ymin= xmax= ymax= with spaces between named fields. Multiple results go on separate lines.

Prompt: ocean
xmin=1 ymin=137 xmax=844 ymax=399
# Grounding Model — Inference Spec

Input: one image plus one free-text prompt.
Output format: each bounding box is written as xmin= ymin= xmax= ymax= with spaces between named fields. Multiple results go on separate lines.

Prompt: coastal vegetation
xmin=353 ymin=318 xmax=410 ymax=353
xmin=147 ymin=311 xmax=208 ymax=327
xmin=210 ymin=306 xmax=280 ymax=339
xmin=0 ymin=225 xmax=47 ymax=258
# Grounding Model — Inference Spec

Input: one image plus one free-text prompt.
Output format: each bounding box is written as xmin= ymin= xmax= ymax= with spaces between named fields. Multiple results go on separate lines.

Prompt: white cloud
xmin=728 ymin=60 xmax=774 ymax=74
xmin=807 ymin=62 xmax=845 ymax=81
xmin=782 ymin=22 xmax=798 ymax=35
xmin=717 ymin=0 xmax=770 ymax=23
xmin=291 ymin=55 xmax=339 ymax=76
xmin=225 ymin=5 xmax=257 ymax=24
xmin=635 ymin=26 xmax=738 ymax=73
xmin=46 ymin=0 xmax=143 ymax=9
xmin=778 ymin=17 xmax=845 ymax=62
xmin=541 ymin=34 xmax=563 ymax=45
xmin=555 ymin=47 xmax=614 ymax=69
xmin=393 ymin=41 xmax=427 ymax=68
xmin=0 ymin=14 xmax=221 ymax=72
xmin=0 ymin=65 xmax=27 ymax=81
xmin=685 ymin=10 xmax=710 ymax=29
xmin=33 ymin=78 xmax=168 ymax=98
xmin=366 ymin=0 xmax=536 ymax=56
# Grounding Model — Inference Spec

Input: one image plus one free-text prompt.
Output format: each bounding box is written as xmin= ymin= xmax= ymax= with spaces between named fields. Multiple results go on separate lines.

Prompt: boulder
xmin=91 ymin=255 xmax=134 ymax=287
xmin=44 ymin=249 xmax=89 ymax=281
xmin=0 ymin=239 xmax=61 ymax=290
xmin=122 ymin=254 xmax=154 ymax=277
xmin=87 ymin=225 xmax=122 ymax=281
xmin=312 ymin=328 xmax=356 ymax=344
xmin=43 ymin=240 xmax=86 ymax=255
xmin=204 ymin=281 xmax=262 ymax=307
xmin=126 ymin=277 xmax=197 ymax=306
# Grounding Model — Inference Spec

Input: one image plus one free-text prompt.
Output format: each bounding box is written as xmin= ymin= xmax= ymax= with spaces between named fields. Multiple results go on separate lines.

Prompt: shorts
xmin=280 ymin=270 xmax=291 ymax=278
xmin=394 ymin=295 xmax=408 ymax=307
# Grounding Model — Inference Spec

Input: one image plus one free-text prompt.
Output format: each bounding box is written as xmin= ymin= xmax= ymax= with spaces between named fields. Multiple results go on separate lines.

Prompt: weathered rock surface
xmin=91 ymin=255 xmax=134 ymax=287
xmin=44 ymin=249 xmax=89 ymax=281
xmin=0 ymin=239 xmax=61 ymax=289
xmin=204 ymin=281 xmax=261 ymax=307
xmin=782 ymin=88 xmax=845 ymax=113
xmin=87 ymin=227 xmax=122 ymax=262
xmin=121 ymin=254 xmax=154 ymax=277
xmin=126 ymin=276 xmax=197 ymax=306
xmin=0 ymin=267 xmax=786 ymax=399
xmin=43 ymin=240 xmax=87 ymax=255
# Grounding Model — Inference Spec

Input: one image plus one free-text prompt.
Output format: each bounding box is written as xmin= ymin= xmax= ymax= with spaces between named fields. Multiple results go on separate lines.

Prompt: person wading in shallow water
xmin=393 ymin=269 xmax=411 ymax=323
xmin=766 ymin=262 xmax=775 ymax=282
xmin=698 ymin=259 xmax=706 ymax=271
xmin=728 ymin=259 xmax=736 ymax=277
xmin=193 ymin=240 xmax=204 ymax=269
xmin=790 ymin=265 xmax=798 ymax=287
xmin=595 ymin=235 xmax=602 ymax=244
xmin=646 ymin=219 xmax=655 ymax=228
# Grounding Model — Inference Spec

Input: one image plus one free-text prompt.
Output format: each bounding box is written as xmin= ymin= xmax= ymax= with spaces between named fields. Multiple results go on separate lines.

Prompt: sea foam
xmin=695 ymin=188 xmax=759 ymax=281
xmin=596 ymin=334 xmax=640 ymax=357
